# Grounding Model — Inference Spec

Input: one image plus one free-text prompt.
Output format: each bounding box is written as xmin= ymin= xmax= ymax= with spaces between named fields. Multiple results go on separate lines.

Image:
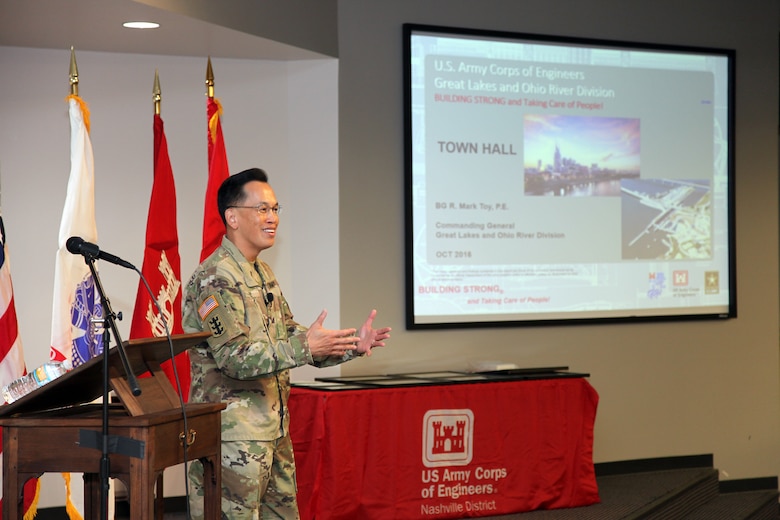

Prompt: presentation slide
xmin=404 ymin=25 xmax=734 ymax=328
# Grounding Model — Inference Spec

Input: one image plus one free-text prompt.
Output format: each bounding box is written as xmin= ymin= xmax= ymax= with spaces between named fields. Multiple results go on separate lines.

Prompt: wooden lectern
xmin=0 ymin=332 xmax=225 ymax=520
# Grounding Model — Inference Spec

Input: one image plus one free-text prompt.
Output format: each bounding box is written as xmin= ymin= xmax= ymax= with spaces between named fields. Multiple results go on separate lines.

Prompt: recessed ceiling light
xmin=122 ymin=21 xmax=160 ymax=29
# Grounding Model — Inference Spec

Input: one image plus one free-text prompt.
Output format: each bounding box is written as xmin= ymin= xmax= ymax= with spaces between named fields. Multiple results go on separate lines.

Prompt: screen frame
xmin=403 ymin=23 xmax=736 ymax=330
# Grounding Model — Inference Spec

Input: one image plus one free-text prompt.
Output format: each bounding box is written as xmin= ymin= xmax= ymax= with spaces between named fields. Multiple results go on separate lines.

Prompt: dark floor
xmin=48 ymin=458 xmax=780 ymax=520
xmin=111 ymin=468 xmax=779 ymax=519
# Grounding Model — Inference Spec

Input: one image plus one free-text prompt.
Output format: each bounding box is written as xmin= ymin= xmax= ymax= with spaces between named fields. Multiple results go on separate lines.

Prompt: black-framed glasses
xmin=228 ymin=204 xmax=282 ymax=216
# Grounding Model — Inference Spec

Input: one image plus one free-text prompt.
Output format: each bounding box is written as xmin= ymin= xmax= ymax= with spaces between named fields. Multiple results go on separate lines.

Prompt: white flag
xmin=50 ymin=95 xmax=102 ymax=367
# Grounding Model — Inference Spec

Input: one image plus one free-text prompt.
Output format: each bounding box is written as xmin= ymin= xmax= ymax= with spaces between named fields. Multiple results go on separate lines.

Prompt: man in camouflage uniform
xmin=183 ymin=168 xmax=390 ymax=519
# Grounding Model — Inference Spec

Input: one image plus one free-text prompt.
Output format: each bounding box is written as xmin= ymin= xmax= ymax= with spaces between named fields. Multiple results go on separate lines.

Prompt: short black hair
xmin=217 ymin=168 xmax=269 ymax=226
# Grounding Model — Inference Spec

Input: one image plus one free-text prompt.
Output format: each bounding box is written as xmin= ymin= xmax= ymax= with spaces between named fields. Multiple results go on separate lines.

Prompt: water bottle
xmin=2 ymin=359 xmax=73 ymax=404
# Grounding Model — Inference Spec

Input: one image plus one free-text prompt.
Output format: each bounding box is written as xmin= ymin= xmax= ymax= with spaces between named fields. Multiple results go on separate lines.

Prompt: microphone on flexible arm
xmin=66 ymin=236 xmax=136 ymax=270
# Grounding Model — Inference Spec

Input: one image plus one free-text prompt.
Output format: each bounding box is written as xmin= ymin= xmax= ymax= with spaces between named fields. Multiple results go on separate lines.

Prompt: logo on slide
xmin=705 ymin=271 xmax=720 ymax=294
xmin=672 ymin=270 xmax=689 ymax=287
xmin=422 ymin=409 xmax=474 ymax=467
xmin=647 ymin=272 xmax=666 ymax=299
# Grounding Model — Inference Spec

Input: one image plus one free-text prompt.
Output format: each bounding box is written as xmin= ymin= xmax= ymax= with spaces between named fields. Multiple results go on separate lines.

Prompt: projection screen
xmin=403 ymin=23 xmax=735 ymax=329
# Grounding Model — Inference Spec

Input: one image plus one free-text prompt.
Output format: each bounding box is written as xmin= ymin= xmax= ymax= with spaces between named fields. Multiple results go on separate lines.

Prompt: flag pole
xmin=69 ymin=46 xmax=78 ymax=97
xmin=206 ymin=56 xmax=214 ymax=99
xmin=65 ymin=47 xmax=141 ymax=520
xmin=58 ymin=46 xmax=86 ymax=520
xmin=153 ymin=69 xmax=161 ymax=116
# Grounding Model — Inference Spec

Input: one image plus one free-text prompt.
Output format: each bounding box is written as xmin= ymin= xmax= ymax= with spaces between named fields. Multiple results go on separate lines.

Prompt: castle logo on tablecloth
xmin=422 ymin=409 xmax=474 ymax=467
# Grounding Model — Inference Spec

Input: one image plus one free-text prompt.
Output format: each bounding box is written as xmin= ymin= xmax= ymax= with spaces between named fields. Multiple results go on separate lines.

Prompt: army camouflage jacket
xmin=183 ymin=236 xmax=355 ymax=441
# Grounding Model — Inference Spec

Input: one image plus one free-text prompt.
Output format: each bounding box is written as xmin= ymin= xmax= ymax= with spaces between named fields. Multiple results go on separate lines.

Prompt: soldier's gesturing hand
xmin=306 ymin=309 xmax=359 ymax=357
xmin=355 ymin=309 xmax=391 ymax=357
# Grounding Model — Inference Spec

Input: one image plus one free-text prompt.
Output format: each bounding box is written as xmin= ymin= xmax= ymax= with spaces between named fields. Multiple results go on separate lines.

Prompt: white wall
xmin=0 ymin=46 xmax=338 ymax=509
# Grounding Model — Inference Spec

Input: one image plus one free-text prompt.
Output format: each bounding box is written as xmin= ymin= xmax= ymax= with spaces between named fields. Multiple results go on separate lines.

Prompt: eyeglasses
xmin=228 ymin=204 xmax=282 ymax=216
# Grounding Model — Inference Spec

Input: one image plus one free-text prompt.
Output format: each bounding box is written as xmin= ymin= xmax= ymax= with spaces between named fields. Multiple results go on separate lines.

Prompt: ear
xmin=225 ymin=209 xmax=239 ymax=230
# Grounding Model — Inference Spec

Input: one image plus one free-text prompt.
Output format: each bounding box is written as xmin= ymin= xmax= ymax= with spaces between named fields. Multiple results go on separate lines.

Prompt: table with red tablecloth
xmin=289 ymin=376 xmax=600 ymax=519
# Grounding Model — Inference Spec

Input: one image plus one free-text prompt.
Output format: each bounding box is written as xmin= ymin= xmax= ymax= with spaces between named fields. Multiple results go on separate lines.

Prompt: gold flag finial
xmin=69 ymin=46 xmax=79 ymax=96
xmin=153 ymin=69 xmax=161 ymax=115
xmin=206 ymin=56 xmax=214 ymax=99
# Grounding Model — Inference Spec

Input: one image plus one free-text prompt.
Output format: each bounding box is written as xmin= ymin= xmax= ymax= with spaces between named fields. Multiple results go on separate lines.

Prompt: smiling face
xmin=224 ymin=180 xmax=280 ymax=261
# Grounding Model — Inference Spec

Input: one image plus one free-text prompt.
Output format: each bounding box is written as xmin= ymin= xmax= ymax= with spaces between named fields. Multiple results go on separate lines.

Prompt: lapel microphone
xmin=254 ymin=263 xmax=274 ymax=307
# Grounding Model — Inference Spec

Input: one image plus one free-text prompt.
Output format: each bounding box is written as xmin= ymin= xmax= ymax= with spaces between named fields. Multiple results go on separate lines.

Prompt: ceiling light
xmin=122 ymin=21 xmax=160 ymax=29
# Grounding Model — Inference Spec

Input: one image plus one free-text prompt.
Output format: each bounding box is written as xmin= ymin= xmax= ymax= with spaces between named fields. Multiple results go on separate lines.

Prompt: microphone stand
xmin=82 ymin=255 xmax=141 ymax=519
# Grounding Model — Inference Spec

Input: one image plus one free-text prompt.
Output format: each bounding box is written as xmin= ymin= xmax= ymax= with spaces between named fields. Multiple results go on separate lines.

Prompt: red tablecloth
xmin=289 ymin=377 xmax=600 ymax=519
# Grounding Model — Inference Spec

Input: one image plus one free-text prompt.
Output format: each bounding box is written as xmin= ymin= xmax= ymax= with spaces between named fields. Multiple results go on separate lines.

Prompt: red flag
xmin=130 ymin=113 xmax=188 ymax=399
xmin=201 ymin=97 xmax=230 ymax=261
xmin=0 ymin=215 xmax=39 ymax=516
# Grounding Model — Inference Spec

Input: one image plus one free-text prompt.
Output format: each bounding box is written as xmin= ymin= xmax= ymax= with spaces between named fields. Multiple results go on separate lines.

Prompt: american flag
xmin=0 ymin=214 xmax=38 ymax=515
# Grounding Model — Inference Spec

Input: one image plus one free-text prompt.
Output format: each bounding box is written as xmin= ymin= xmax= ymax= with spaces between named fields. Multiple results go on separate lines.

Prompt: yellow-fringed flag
xmin=201 ymin=58 xmax=230 ymax=261
xmin=47 ymin=50 xmax=98 ymax=520
xmin=50 ymin=95 xmax=102 ymax=368
xmin=0 ymin=211 xmax=39 ymax=518
xmin=130 ymin=73 xmax=188 ymax=399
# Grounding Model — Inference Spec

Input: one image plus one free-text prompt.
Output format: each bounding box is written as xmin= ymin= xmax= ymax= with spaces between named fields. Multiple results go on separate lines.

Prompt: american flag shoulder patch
xmin=198 ymin=295 xmax=219 ymax=320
